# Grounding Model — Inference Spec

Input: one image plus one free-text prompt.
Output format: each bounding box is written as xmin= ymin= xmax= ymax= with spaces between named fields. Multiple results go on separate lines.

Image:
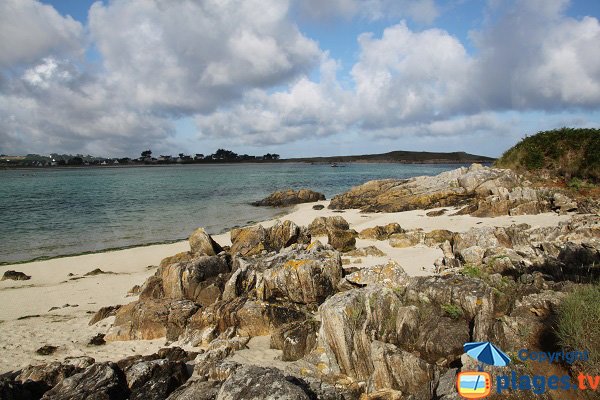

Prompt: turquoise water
xmin=0 ymin=163 xmax=464 ymax=263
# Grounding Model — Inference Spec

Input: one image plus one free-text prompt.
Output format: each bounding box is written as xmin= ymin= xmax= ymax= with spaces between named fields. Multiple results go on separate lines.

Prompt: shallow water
xmin=0 ymin=163 xmax=465 ymax=263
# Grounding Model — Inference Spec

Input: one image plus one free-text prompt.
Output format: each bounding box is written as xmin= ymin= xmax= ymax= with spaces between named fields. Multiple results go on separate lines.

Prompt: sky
xmin=1 ymin=0 xmax=599 ymax=158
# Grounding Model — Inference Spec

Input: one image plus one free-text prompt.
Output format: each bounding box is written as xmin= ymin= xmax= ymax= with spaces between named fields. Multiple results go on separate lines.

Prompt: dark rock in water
xmin=124 ymin=359 xmax=190 ymax=400
xmin=1 ymin=270 xmax=31 ymax=281
xmin=252 ymin=189 xmax=325 ymax=207
xmin=18 ymin=357 xmax=95 ymax=388
xmin=84 ymin=268 xmax=114 ymax=276
xmin=0 ymin=379 xmax=50 ymax=400
xmin=89 ymin=305 xmax=122 ymax=325
xmin=88 ymin=334 xmax=106 ymax=346
xmin=216 ymin=365 xmax=310 ymax=400
xmin=312 ymin=204 xmax=325 ymax=210
xmin=165 ymin=379 xmax=221 ymax=400
xmin=41 ymin=362 xmax=129 ymax=400
xmin=36 ymin=345 xmax=58 ymax=356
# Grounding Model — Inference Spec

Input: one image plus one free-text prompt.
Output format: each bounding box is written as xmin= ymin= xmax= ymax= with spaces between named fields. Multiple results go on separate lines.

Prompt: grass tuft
xmin=556 ymin=284 xmax=600 ymax=375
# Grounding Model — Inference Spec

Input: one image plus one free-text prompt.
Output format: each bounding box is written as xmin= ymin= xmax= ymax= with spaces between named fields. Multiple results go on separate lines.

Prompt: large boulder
xmin=344 ymin=262 xmax=408 ymax=288
xmin=230 ymin=221 xmax=309 ymax=256
xmin=158 ymin=256 xmax=231 ymax=306
xmin=105 ymin=299 xmax=199 ymax=341
xmin=216 ymin=365 xmax=310 ymax=400
xmin=41 ymin=362 xmax=129 ymax=400
xmin=227 ymin=240 xmax=343 ymax=306
xmin=189 ymin=228 xmax=223 ymax=256
xmin=252 ymin=189 xmax=325 ymax=207
xmin=327 ymin=229 xmax=357 ymax=252
xmin=18 ymin=357 xmax=96 ymax=388
xmin=270 ymin=319 xmax=320 ymax=361
xmin=260 ymin=256 xmax=342 ymax=305
xmin=308 ymin=216 xmax=349 ymax=236
xmin=358 ymin=223 xmax=404 ymax=240
xmin=181 ymin=297 xmax=306 ymax=346
xmin=165 ymin=380 xmax=221 ymax=400
xmin=124 ymin=359 xmax=190 ymax=400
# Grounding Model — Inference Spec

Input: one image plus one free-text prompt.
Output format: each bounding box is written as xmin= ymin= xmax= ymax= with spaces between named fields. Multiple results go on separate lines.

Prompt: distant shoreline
xmin=0 ymin=158 xmax=494 ymax=171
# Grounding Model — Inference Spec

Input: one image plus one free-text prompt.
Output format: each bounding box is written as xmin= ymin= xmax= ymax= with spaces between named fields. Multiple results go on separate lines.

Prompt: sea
xmin=0 ymin=163 xmax=466 ymax=264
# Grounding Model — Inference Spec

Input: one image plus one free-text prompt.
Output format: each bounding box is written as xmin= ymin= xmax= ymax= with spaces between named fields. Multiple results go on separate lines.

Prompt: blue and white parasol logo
xmin=464 ymin=342 xmax=511 ymax=369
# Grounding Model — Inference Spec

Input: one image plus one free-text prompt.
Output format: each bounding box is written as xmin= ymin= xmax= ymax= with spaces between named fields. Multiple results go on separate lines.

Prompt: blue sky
xmin=1 ymin=0 xmax=599 ymax=158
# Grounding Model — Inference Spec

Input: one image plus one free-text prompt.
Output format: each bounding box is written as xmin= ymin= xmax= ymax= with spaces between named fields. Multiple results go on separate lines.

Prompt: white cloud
xmin=196 ymin=55 xmax=352 ymax=145
xmin=351 ymin=22 xmax=475 ymax=128
xmin=0 ymin=0 xmax=83 ymax=67
xmin=1 ymin=0 xmax=600 ymax=157
xmin=296 ymin=0 xmax=439 ymax=24
xmin=473 ymin=0 xmax=600 ymax=109
xmin=88 ymin=0 xmax=321 ymax=114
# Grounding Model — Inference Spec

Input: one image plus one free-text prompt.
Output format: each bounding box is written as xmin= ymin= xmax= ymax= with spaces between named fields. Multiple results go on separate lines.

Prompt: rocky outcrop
xmin=327 ymin=228 xmax=357 ymax=252
xmin=344 ymin=261 xmax=408 ymax=288
xmin=308 ymin=216 xmax=350 ymax=236
xmin=229 ymin=221 xmax=310 ymax=256
xmin=252 ymin=189 xmax=325 ymax=207
xmin=217 ymin=365 xmax=310 ymax=400
xmin=1 ymin=270 xmax=31 ymax=281
xmin=189 ymin=228 xmax=224 ymax=256
xmin=328 ymin=164 xmax=576 ymax=217
xmin=18 ymin=357 xmax=96 ymax=388
xmin=270 ymin=319 xmax=319 ymax=361
xmin=82 ymin=211 xmax=600 ymax=399
xmin=89 ymin=305 xmax=122 ymax=325
xmin=358 ymin=223 xmax=404 ymax=240
xmin=41 ymin=362 xmax=129 ymax=400
xmin=124 ymin=359 xmax=190 ymax=400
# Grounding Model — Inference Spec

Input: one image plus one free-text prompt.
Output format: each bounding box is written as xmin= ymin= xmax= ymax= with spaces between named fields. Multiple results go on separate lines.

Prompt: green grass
xmin=441 ymin=303 xmax=464 ymax=320
xmin=495 ymin=127 xmax=600 ymax=182
xmin=461 ymin=264 xmax=484 ymax=279
xmin=556 ymin=284 xmax=600 ymax=375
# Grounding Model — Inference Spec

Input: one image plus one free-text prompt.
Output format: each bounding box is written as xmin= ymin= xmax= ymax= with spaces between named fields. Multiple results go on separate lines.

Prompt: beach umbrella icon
xmin=464 ymin=342 xmax=511 ymax=367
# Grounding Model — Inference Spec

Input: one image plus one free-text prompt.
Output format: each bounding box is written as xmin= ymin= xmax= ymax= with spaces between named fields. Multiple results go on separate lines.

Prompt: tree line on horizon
xmin=0 ymin=149 xmax=280 ymax=167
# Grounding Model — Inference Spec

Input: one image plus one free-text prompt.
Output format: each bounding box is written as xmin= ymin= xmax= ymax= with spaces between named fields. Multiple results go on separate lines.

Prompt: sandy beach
xmin=0 ymin=201 xmax=570 ymax=373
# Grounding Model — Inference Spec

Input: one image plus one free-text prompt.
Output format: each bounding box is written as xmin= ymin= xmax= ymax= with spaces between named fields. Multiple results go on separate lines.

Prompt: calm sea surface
xmin=0 ymin=163 xmax=465 ymax=263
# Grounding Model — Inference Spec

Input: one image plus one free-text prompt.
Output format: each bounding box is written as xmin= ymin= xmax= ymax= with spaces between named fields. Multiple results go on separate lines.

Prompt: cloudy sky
xmin=1 ymin=0 xmax=599 ymax=158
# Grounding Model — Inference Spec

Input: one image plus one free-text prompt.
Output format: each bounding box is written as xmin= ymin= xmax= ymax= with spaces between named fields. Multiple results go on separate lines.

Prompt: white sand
xmin=0 ymin=201 xmax=569 ymax=373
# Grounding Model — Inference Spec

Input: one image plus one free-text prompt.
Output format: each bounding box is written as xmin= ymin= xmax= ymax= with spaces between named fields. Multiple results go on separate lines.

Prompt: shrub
xmin=495 ymin=127 xmax=600 ymax=182
xmin=441 ymin=303 xmax=463 ymax=320
xmin=556 ymin=284 xmax=600 ymax=375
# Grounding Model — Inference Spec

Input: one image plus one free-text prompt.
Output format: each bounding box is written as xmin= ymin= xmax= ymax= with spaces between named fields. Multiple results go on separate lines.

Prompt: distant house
xmin=194 ymin=154 xmax=204 ymax=160
xmin=159 ymin=155 xmax=173 ymax=162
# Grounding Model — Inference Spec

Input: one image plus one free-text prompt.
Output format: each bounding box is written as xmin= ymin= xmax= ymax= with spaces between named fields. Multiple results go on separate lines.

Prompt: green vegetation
xmin=461 ymin=264 xmax=484 ymax=279
xmin=556 ymin=284 xmax=600 ymax=374
xmin=441 ymin=303 xmax=464 ymax=320
xmin=495 ymin=127 xmax=600 ymax=182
